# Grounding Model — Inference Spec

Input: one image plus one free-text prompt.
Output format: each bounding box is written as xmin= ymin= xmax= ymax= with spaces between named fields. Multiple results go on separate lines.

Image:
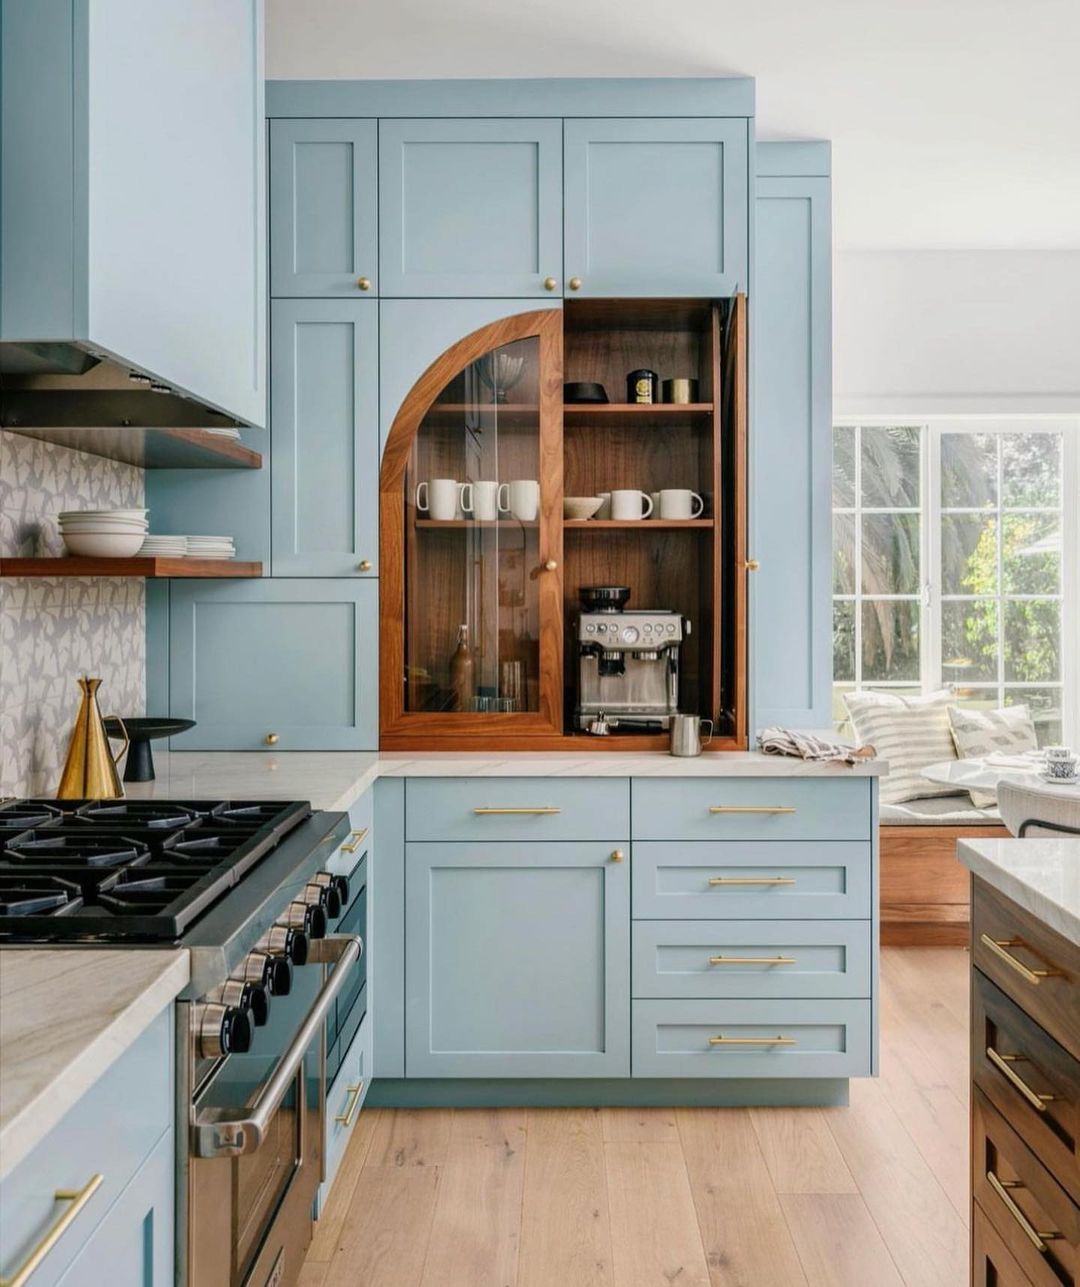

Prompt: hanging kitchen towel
xmin=758 ymin=726 xmax=876 ymax=765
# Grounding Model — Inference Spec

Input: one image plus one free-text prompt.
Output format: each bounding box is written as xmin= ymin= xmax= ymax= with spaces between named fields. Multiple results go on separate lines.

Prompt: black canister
xmin=626 ymin=368 xmax=659 ymax=404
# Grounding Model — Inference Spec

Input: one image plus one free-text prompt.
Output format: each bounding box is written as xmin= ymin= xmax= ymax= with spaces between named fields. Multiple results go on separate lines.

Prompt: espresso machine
xmin=574 ymin=586 xmax=688 ymax=732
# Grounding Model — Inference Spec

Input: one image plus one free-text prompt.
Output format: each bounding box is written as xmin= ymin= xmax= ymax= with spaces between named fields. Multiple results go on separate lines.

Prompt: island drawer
xmin=631 ymin=998 xmax=871 ymax=1079
xmin=631 ymin=778 xmax=872 ymax=841
xmin=972 ymin=1088 xmax=1079 ymax=1287
xmin=974 ymin=971 xmax=1080 ymax=1206
xmin=632 ymin=841 xmax=871 ymax=920
xmin=405 ymin=778 xmax=629 ymax=842
xmin=973 ymin=1199 xmax=1038 ymax=1287
xmin=632 ymin=919 xmax=872 ymax=1000
xmin=973 ymin=878 xmax=1080 ymax=1062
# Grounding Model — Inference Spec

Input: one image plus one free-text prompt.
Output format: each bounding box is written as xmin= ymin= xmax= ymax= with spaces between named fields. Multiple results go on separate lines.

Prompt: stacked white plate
xmin=139 ymin=534 xmax=188 ymax=557
xmin=59 ymin=508 xmax=149 ymax=558
xmin=185 ymin=535 xmax=236 ymax=560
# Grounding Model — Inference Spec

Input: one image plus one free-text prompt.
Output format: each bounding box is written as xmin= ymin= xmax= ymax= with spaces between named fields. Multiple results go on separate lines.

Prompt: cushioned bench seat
xmin=881 ymin=795 xmax=1000 ymax=826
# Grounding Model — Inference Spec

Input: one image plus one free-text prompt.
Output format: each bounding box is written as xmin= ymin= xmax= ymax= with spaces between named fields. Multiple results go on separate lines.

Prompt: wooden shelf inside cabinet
xmin=0 ymin=557 xmax=262 ymax=578
xmin=564 ymin=519 xmax=714 ymax=530
xmin=415 ymin=519 xmax=539 ymax=529
xmin=0 ymin=426 xmax=262 ymax=470
xmin=563 ymin=402 xmax=713 ymax=416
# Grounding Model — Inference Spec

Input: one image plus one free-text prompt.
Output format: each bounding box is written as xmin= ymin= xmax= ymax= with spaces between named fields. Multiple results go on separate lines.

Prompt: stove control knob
xmin=196 ymin=1002 xmax=254 ymax=1059
xmin=280 ymin=899 xmax=327 ymax=941
xmin=257 ymin=925 xmax=309 ymax=969
xmin=300 ymin=880 xmax=342 ymax=920
xmin=311 ymin=871 xmax=350 ymax=914
xmin=237 ymin=950 xmax=293 ymax=998
xmin=215 ymin=979 xmax=270 ymax=1027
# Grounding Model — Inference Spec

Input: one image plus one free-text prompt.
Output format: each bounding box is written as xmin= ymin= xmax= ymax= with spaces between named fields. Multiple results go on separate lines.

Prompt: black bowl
xmin=564 ymin=381 xmax=609 ymax=404
xmin=104 ymin=717 xmax=196 ymax=782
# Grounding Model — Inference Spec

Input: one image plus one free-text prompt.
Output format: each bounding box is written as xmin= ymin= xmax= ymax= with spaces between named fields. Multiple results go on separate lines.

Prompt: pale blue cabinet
xmin=271 ymin=299 xmax=379 ymax=576
xmin=270 ymin=118 xmax=378 ymax=297
xmin=167 ymin=579 xmax=377 ymax=750
xmin=563 ymin=118 xmax=749 ymax=297
xmin=379 ymin=119 xmax=563 ymax=297
xmin=752 ymin=144 xmax=833 ymax=731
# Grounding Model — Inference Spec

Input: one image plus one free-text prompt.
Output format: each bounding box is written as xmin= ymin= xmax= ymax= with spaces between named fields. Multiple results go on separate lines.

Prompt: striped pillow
xmin=947 ymin=705 xmax=1037 ymax=808
xmin=843 ymin=691 xmax=958 ymax=805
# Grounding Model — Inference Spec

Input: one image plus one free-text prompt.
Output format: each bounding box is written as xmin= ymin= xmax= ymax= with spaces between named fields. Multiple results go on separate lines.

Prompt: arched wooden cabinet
xmin=379 ymin=298 xmax=747 ymax=750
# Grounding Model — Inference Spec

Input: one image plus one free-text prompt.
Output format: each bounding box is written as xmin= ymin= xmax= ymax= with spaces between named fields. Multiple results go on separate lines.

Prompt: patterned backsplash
xmin=0 ymin=431 xmax=146 ymax=796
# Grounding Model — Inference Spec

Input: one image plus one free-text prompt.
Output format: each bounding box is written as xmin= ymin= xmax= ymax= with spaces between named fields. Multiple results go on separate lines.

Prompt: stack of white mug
xmin=595 ymin=489 xmax=705 ymax=520
xmin=415 ymin=478 xmax=540 ymax=522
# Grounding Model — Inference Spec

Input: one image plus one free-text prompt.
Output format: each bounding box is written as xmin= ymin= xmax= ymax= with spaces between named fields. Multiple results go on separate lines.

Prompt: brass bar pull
xmin=708 ymin=876 xmax=795 ymax=887
xmin=986 ymin=1048 xmax=1055 ymax=1113
xmin=335 ymin=1081 xmax=365 ymax=1128
xmin=979 ymin=934 xmax=1061 ymax=984
xmin=709 ymin=805 xmax=796 ymax=815
xmin=709 ymin=1034 xmax=796 ymax=1046
xmin=473 ymin=807 xmax=561 ymax=815
xmin=708 ymin=955 xmax=796 ymax=966
xmin=0 ymin=1174 xmax=103 ymax=1287
xmin=340 ymin=828 xmax=369 ymax=854
xmin=985 ymin=1171 xmax=1061 ymax=1253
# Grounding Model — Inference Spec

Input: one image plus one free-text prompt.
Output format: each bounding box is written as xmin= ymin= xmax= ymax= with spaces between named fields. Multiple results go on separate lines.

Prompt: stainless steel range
xmin=0 ymin=797 xmax=365 ymax=1287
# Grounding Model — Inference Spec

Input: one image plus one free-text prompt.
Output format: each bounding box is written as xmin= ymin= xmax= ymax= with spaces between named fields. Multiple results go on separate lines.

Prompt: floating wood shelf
xmin=0 ymin=557 xmax=262 ymax=578
xmin=563 ymin=402 xmax=713 ymax=416
xmin=1 ymin=426 xmax=262 ymax=470
xmin=415 ymin=518 xmax=539 ymax=529
xmin=564 ymin=519 xmax=714 ymax=530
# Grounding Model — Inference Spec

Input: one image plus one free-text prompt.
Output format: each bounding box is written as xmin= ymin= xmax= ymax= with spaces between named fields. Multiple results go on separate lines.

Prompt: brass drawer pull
xmin=708 ymin=876 xmax=795 ymax=887
xmin=0 ymin=1173 xmax=103 ymax=1287
xmin=985 ymin=1171 xmax=1062 ymax=1253
xmin=986 ymin=1048 xmax=1056 ymax=1113
xmin=340 ymin=828 xmax=369 ymax=854
xmin=473 ymin=807 xmax=561 ymax=815
xmin=709 ymin=805 xmax=796 ymax=815
xmin=709 ymin=1034 xmax=796 ymax=1046
xmin=709 ymin=955 xmax=796 ymax=966
xmin=335 ymin=1080 xmax=365 ymax=1128
xmin=979 ymin=934 xmax=1061 ymax=985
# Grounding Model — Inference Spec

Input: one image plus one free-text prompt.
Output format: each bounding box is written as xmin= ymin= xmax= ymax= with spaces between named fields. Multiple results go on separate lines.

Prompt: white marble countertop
xmin=131 ymin=748 xmax=886 ymax=813
xmin=958 ymin=838 xmax=1080 ymax=947
xmin=0 ymin=948 xmax=189 ymax=1179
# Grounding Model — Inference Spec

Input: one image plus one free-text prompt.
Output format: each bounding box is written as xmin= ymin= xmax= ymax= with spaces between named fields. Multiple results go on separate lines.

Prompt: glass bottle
xmin=449 ymin=624 xmax=475 ymax=712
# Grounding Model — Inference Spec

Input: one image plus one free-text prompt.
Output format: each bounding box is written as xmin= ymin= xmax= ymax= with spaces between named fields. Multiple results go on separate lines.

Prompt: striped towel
xmin=758 ymin=727 xmax=875 ymax=765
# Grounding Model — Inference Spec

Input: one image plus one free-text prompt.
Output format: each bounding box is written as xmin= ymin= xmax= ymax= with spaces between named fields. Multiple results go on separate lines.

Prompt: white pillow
xmin=947 ymin=705 xmax=1038 ymax=807
xmin=843 ymin=690 xmax=958 ymax=805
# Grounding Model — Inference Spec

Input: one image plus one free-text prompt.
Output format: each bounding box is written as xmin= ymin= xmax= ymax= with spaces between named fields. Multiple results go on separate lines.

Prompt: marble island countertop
xmin=958 ymin=838 xmax=1080 ymax=947
xmin=132 ymin=748 xmax=887 ymax=813
xmin=0 ymin=948 xmax=189 ymax=1179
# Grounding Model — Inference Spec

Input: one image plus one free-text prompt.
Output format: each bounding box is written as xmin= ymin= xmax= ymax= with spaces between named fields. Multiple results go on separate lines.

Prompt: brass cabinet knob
xmin=745 ymin=559 xmax=760 ymax=572
xmin=610 ymin=849 xmax=624 ymax=863
xmin=356 ymin=277 xmax=371 ymax=291
xmin=544 ymin=559 xmax=558 ymax=571
xmin=357 ymin=559 xmax=372 ymax=572
xmin=265 ymin=733 xmax=279 ymax=746
xmin=543 ymin=276 xmax=557 ymax=291
xmin=568 ymin=277 xmax=582 ymax=291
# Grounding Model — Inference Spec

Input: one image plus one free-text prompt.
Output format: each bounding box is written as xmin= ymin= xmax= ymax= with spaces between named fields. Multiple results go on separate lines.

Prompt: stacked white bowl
xmin=59 ymin=509 xmax=149 ymax=558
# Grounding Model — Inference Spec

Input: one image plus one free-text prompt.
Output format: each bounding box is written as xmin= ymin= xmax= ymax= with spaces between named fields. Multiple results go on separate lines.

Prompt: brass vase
xmin=55 ymin=677 xmax=130 ymax=800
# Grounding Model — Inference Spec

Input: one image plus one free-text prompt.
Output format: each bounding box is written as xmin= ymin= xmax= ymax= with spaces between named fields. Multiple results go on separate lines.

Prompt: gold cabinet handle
xmin=985 ymin=1171 xmax=1061 ymax=1253
xmin=357 ymin=559 xmax=372 ymax=572
xmin=568 ymin=277 xmax=582 ymax=291
xmin=986 ymin=1047 xmax=1056 ymax=1113
xmin=709 ymin=955 xmax=796 ymax=966
xmin=543 ymin=276 xmax=557 ymax=291
xmin=0 ymin=1174 xmax=104 ymax=1287
xmin=335 ymin=1081 xmax=365 ymax=1128
xmin=264 ymin=733 xmax=279 ymax=746
xmin=745 ymin=559 xmax=760 ymax=571
xmin=709 ymin=806 xmax=796 ymax=815
xmin=979 ymin=934 xmax=1061 ymax=984
xmin=708 ymin=876 xmax=795 ymax=887
xmin=709 ymin=1035 xmax=796 ymax=1046
xmin=357 ymin=276 xmax=371 ymax=291
xmin=473 ymin=807 xmax=561 ymax=815
xmin=610 ymin=849 xmax=624 ymax=863
xmin=340 ymin=827 xmax=369 ymax=855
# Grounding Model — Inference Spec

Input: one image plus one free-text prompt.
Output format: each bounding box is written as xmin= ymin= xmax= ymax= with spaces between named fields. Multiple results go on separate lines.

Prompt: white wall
xmin=834 ymin=250 xmax=1080 ymax=417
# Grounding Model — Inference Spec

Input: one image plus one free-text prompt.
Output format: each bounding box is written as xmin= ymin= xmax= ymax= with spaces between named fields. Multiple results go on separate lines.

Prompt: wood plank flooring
xmin=305 ymin=947 xmax=970 ymax=1287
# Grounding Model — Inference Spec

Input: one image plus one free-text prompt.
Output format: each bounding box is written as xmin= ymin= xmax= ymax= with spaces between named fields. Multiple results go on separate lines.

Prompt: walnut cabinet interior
xmin=378 ymin=298 xmax=748 ymax=750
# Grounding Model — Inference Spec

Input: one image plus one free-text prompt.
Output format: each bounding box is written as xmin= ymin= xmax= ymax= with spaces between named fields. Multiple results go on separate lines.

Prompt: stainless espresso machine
xmin=574 ymin=586 xmax=688 ymax=731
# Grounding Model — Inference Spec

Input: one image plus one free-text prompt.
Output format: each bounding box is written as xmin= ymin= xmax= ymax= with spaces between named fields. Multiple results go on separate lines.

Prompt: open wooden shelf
xmin=1 ymin=426 xmax=262 ymax=469
xmin=564 ymin=519 xmax=713 ymax=530
xmin=563 ymin=402 xmax=713 ymax=416
xmin=0 ymin=557 xmax=262 ymax=578
xmin=415 ymin=518 xmax=538 ymax=529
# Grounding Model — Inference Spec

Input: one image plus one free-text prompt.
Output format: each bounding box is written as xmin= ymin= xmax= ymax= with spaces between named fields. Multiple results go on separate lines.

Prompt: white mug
xmin=469 ymin=480 xmax=509 ymax=522
xmin=610 ymin=489 xmax=653 ymax=521
xmin=595 ymin=492 xmax=612 ymax=520
xmin=505 ymin=479 xmax=539 ymax=522
xmin=415 ymin=478 xmax=462 ymax=522
xmin=659 ymin=489 xmax=705 ymax=520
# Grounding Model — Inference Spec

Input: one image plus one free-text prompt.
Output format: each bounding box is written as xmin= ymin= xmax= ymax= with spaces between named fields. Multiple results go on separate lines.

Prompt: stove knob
xmin=196 ymin=1002 xmax=254 ymax=1059
xmin=265 ymin=954 xmax=294 ymax=995
xmin=257 ymin=925 xmax=308 ymax=969
xmin=215 ymin=979 xmax=270 ymax=1027
xmin=237 ymin=950 xmax=293 ymax=997
xmin=311 ymin=871 xmax=350 ymax=910
xmin=280 ymin=899 xmax=327 ymax=941
xmin=301 ymin=880 xmax=342 ymax=920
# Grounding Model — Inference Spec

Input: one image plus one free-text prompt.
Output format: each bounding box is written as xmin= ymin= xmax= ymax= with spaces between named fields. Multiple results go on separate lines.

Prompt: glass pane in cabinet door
xmin=403 ymin=337 xmax=542 ymax=715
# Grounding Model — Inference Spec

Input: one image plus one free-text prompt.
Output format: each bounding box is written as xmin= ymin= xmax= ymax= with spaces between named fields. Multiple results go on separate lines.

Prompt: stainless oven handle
xmin=191 ymin=934 xmax=362 ymax=1159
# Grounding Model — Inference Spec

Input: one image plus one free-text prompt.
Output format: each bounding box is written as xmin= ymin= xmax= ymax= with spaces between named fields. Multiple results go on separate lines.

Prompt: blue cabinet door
xmin=379 ymin=119 xmax=563 ymax=297
xmin=405 ymin=841 xmax=630 ymax=1077
xmin=270 ymin=118 xmax=378 ymax=297
xmin=752 ymin=159 xmax=832 ymax=731
xmin=564 ymin=118 xmax=749 ymax=297
xmin=168 ymin=579 xmax=377 ymax=750
xmin=271 ymin=299 xmax=378 ymax=576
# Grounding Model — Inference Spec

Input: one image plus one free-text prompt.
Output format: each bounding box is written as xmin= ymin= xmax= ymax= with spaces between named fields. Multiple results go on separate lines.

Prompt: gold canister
xmin=55 ymin=677 xmax=129 ymax=799
xmin=660 ymin=377 xmax=699 ymax=404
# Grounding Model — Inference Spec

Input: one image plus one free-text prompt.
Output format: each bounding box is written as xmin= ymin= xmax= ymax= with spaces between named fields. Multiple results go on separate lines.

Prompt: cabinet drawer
xmin=973 ymin=1088 xmax=1079 ymax=1287
xmin=632 ymin=920 xmax=871 ymax=1000
xmin=974 ymin=970 xmax=1080 ymax=1206
xmin=632 ymin=999 xmax=871 ymax=1079
xmin=974 ymin=1199 xmax=1038 ymax=1287
xmin=405 ymin=778 xmax=629 ymax=842
xmin=973 ymin=878 xmax=1080 ymax=1062
xmin=0 ymin=1007 xmax=173 ymax=1287
xmin=632 ymin=842 xmax=871 ymax=920
xmin=631 ymin=778 xmax=871 ymax=841
xmin=326 ymin=1009 xmax=373 ymax=1198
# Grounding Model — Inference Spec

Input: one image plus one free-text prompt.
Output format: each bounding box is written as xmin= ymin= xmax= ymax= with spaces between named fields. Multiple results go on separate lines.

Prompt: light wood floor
xmin=302 ymin=947 xmax=970 ymax=1287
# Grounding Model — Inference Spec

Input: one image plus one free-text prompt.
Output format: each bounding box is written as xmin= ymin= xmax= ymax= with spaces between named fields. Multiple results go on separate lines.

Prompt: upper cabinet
xmin=0 ymin=0 xmax=266 ymax=427
xmin=563 ymin=119 xmax=749 ymax=297
xmin=270 ymin=119 xmax=378 ymax=297
xmin=379 ymin=119 xmax=563 ymax=297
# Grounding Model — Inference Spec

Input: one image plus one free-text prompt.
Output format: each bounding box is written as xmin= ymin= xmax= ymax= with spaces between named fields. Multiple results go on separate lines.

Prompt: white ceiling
xmin=266 ymin=0 xmax=1080 ymax=251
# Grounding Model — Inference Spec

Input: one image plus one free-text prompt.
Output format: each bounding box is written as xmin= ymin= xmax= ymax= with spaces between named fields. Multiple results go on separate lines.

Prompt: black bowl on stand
xmin=103 ymin=717 xmax=196 ymax=782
